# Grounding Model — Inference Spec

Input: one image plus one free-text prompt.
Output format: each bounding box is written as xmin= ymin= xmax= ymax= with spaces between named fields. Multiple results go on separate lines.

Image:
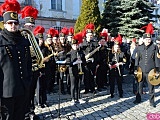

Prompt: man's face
xmin=39 ymin=38 xmax=44 ymax=46
xmin=67 ymin=36 xmax=72 ymax=42
xmin=24 ymin=24 xmax=35 ymax=31
xmin=86 ymin=33 xmax=93 ymax=42
xmin=4 ymin=20 xmax=19 ymax=32
xmin=156 ymin=40 xmax=160 ymax=48
xmin=99 ymin=39 xmax=106 ymax=45
xmin=144 ymin=38 xmax=151 ymax=46
xmin=52 ymin=37 xmax=58 ymax=43
xmin=46 ymin=38 xmax=52 ymax=45
xmin=72 ymin=44 xmax=78 ymax=50
xmin=59 ymin=37 xmax=65 ymax=44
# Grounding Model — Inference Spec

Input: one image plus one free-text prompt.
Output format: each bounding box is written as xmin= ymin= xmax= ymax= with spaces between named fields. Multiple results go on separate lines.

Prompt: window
xmin=24 ymin=0 xmax=32 ymax=5
xmin=51 ymin=0 xmax=62 ymax=11
xmin=53 ymin=26 xmax=62 ymax=32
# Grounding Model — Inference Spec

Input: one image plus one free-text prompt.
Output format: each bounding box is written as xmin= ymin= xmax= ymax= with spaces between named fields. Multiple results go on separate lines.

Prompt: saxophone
xmin=21 ymin=28 xmax=45 ymax=71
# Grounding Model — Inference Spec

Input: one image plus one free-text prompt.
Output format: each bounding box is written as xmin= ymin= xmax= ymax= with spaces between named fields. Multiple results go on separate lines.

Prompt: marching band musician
xmin=79 ymin=23 xmax=98 ymax=94
xmin=21 ymin=6 xmax=40 ymax=120
xmin=65 ymin=33 xmax=86 ymax=105
xmin=133 ymin=33 xmax=160 ymax=108
xmin=55 ymin=28 xmax=71 ymax=94
xmin=108 ymin=42 xmax=126 ymax=98
xmin=0 ymin=1 xmax=32 ymax=119
xmin=96 ymin=31 xmax=109 ymax=91
xmin=44 ymin=28 xmax=56 ymax=94
xmin=33 ymin=26 xmax=47 ymax=108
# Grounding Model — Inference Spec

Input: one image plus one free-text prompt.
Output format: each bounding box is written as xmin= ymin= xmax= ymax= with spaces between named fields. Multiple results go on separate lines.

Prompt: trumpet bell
xmin=148 ymin=69 xmax=160 ymax=85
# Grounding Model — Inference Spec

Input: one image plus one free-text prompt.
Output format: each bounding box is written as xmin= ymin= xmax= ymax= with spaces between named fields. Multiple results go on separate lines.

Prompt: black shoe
xmin=119 ymin=94 xmax=123 ymax=98
xmin=150 ymin=103 xmax=156 ymax=108
xmin=90 ymin=90 xmax=96 ymax=94
xmin=83 ymin=91 xmax=89 ymax=94
xmin=97 ymin=88 xmax=102 ymax=92
xmin=41 ymin=104 xmax=45 ymax=108
xmin=111 ymin=94 xmax=114 ymax=98
xmin=133 ymin=100 xmax=141 ymax=104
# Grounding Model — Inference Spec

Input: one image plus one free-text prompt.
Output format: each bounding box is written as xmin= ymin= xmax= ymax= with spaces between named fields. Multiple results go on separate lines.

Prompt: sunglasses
xmin=6 ymin=21 xmax=19 ymax=25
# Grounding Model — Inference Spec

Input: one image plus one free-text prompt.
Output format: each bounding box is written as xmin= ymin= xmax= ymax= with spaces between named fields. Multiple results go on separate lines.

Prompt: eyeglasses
xmin=6 ymin=21 xmax=19 ymax=25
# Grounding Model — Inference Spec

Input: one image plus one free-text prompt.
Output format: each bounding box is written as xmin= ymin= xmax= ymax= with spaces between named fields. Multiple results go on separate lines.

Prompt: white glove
xmin=73 ymin=60 xmax=82 ymax=65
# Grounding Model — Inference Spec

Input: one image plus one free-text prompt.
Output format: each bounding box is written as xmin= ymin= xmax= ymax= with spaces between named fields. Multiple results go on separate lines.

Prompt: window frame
xmin=51 ymin=0 xmax=62 ymax=11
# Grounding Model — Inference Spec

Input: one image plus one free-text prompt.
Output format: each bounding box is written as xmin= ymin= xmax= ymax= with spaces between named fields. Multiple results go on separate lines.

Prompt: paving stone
xmin=33 ymin=74 xmax=160 ymax=120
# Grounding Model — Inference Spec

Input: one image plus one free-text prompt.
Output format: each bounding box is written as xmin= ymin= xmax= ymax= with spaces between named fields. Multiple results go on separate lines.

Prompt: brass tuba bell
xmin=20 ymin=28 xmax=45 ymax=71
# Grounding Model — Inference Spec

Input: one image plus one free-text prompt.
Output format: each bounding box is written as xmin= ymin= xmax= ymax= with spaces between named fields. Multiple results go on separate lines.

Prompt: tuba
xmin=20 ymin=28 xmax=45 ymax=71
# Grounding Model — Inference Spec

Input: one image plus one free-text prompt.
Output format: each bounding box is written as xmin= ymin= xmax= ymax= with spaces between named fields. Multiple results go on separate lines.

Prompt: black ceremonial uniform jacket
xmin=66 ymin=49 xmax=86 ymax=76
xmin=0 ymin=29 xmax=32 ymax=98
xmin=109 ymin=52 xmax=125 ymax=76
xmin=97 ymin=45 xmax=109 ymax=66
xmin=135 ymin=42 xmax=159 ymax=73
xmin=80 ymin=39 xmax=99 ymax=63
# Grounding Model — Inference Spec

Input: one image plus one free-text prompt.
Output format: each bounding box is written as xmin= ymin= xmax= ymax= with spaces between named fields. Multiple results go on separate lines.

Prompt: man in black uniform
xmin=0 ymin=0 xmax=32 ymax=119
xmin=21 ymin=6 xmax=40 ymax=120
xmin=80 ymin=24 xmax=99 ymax=94
xmin=133 ymin=33 xmax=160 ymax=108
xmin=96 ymin=33 xmax=109 ymax=91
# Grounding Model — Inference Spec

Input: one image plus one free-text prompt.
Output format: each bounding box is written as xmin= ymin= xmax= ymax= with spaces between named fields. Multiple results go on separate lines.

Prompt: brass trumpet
xmin=77 ymin=52 xmax=84 ymax=75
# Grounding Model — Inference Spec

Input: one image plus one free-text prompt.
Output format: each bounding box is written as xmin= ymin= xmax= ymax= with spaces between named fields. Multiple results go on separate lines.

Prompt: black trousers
xmin=96 ymin=64 xmax=108 ymax=89
xmin=84 ymin=65 xmax=95 ymax=92
xmin=109 ymin=75 xmax=123 ymax=95
xmin=1 ymin=95 xmax=26 ymax=120
xmin=136 ymin=72 xmax=155 ymax=104
xmin=38 ymin=74 xmax=47 ymax=105
xmin=70 ymin=74 xmax=80 ymax=100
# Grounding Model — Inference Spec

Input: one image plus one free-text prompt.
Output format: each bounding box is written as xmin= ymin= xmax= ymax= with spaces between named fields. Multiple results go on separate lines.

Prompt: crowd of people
xmin=0 ymin=0 xmax=160 ymax=120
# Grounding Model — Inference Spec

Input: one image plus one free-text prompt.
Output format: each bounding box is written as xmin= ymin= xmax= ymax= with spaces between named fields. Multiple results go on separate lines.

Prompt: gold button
xmin=20 ymin=72 xmax=22 ymax=74
xmin=21 ymin=77 xmax=23 ymax=79
xmin=18 ymin=51 xmax=20 ymax=53
xmin=19 ymin=61 xmax=21 ymax=64
xmin=19 ymin=57 xmax=21 ymax=59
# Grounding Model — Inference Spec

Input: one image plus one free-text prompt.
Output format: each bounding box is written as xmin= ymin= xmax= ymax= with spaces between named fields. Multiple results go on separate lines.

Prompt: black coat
xmin=66 ymin=49 xmax=86 ymax=76
xmin=0 ymin=29 xmax=32 ymax=98
xmin=135 ymin=42 xmax=160 ymax=73
xmin=109 ymin=52 xmax=125 ymax=76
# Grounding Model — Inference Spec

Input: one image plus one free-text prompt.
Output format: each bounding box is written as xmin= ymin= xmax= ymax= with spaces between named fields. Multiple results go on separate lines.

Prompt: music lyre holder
xmin=55 ymin=60 xmax=70 ymax=119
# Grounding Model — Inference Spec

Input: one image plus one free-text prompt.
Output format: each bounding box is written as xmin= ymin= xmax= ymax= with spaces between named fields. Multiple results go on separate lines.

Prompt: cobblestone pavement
xmin=34 ymin=74 xmax=160 ymax=120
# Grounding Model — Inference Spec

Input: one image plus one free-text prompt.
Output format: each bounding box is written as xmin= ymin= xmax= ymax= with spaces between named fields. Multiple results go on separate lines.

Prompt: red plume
xmin=0 ymin=0 xmax=21 ymax=16
xmin=100 ymin=28 xmax=108 ymax=41
xmin=61 ymin=27 xmax=69 ymax=35
xmin=73 ymin=32 xmax=83 ymax=44
xmin=85 ymin=23 xmax=95 ymax=31
xmin=140 ymin=22 xmax=154 ymax=35
xmin=114 ymin=34 xmax=122 ymax=45
xmin=47 ymin=28 xmax=55 ymax=36
xmin=69 ymin=27 xmax=74 ymax=35
xmin=81 ymin=29 xmax=86 ymax=38
xmin=33 ymin=26 xmax=45 ymax=36
xmin=53 ymin=29 xmax=59 ymax=37
xmin=21 ymin=6 xmax=38 ymax=19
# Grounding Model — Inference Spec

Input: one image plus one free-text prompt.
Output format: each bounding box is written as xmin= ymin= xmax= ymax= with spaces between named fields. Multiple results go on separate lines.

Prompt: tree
xmin=74 ymin=0 xmax=101 ymax=34
xmin=101 ymin=0 xmax=122 ymax=37
xmin=118 ymin=0 xmax=156 ymax=38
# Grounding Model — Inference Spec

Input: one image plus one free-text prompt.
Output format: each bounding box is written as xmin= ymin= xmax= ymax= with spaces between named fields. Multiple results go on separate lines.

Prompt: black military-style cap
xmin=25 ymin=17 xmax=35 ymax=25
xmin=71 ymin=39 xmax=78 ymax=44
xmin=3 ymin=11 xmax=19 ymax=23
xmin=143 ymin=33 xmax=151 ymax=39
xmin=59 ymin=33 xmax=65 ymax=37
